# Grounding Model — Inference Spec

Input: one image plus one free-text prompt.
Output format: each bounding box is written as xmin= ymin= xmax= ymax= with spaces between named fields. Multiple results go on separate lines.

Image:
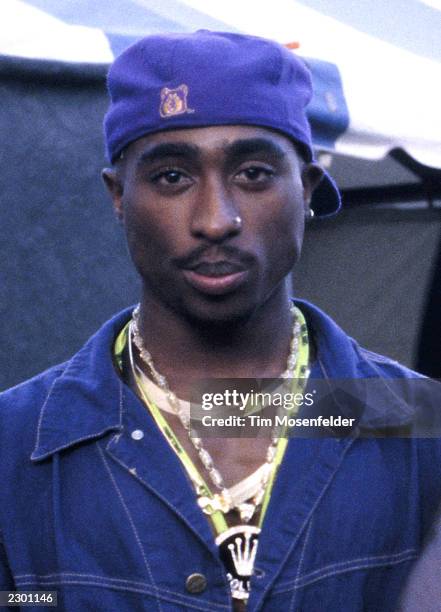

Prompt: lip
xmin=185 ymin=259 xmax=245 ymax=276
xmin=182 ymin=269 xmax=249 ymax=296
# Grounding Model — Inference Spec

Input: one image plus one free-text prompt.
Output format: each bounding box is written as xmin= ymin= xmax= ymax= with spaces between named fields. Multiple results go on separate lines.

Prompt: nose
xmin=190 ymin=176 xmax=242 ymax=242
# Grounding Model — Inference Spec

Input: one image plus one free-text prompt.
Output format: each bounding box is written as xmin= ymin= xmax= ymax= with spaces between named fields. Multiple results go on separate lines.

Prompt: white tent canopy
xmin=2 ymin=0 xmax=441 ymax=169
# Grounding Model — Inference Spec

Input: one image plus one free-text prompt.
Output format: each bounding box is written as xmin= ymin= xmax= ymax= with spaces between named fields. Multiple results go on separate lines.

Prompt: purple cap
xmin=104 ymin=30 xmax=341 ymax=216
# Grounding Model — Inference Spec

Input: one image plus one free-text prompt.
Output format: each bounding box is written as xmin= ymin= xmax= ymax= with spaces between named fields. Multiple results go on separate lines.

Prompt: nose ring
xmin=232 ymin=216 xmax=242 ymax=228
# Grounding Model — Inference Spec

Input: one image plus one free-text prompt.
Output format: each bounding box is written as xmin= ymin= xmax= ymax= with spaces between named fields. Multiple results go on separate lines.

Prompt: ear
xmin=102 ymin=168 xmax=124 ymax=223
xmin=301 ymin=162 xmax=324 ymax=212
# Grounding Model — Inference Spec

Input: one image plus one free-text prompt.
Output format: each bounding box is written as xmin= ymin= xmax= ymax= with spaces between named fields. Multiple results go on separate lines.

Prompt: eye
xmin=147 ymin=167 xmax=195 ymax=195
xmin=234 ymin=165 xmax=275 ymax=185
xmin=149 ymin=168 xmax=193 ymax=191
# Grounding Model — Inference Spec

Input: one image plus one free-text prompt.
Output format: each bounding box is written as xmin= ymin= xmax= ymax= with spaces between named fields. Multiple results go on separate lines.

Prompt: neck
xmin=136 ymin=281 xmax=295 ymax=394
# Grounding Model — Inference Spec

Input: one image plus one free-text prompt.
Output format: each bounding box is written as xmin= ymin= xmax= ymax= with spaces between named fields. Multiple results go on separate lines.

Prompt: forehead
xmin=125 ymin=124 xmax=300 ymax=163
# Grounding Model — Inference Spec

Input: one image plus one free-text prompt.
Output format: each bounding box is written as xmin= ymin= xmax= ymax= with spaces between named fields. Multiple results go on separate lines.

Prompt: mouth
xmin=181 ymin=261 xmax=249 ymax=296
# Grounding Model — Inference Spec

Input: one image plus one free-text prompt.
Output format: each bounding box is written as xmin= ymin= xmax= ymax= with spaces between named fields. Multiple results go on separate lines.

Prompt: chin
xmin=179 ymin=294 xmax=259 ymax=328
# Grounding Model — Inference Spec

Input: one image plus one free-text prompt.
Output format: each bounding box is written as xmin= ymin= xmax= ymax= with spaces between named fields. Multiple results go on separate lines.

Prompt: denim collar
xmin=31 ymin=301 xmax=418 ymax=461
xmin=31 ymin=308 xmax=133 ymax=461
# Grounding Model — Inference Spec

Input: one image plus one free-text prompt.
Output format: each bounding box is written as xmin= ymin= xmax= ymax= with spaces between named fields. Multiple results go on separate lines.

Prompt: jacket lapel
xmin=105 ymin=385 xmax=219 ymax=556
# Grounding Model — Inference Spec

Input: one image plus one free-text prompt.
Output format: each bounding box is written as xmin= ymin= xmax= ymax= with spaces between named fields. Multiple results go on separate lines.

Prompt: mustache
xmin=174 ymin=244 xmax=255 ymax=271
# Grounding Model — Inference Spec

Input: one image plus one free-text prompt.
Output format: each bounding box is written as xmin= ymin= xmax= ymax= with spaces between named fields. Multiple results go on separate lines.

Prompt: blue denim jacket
xmin=1 ymin=301 xmax=441 ymax=611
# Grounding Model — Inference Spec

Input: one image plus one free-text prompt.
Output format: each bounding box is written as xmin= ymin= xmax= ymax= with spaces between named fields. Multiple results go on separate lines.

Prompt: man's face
xmin=104 ymin=125 xmax=321 ymax=324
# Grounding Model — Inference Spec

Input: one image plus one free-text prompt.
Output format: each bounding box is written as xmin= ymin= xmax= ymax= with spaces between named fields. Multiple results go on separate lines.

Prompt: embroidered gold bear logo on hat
xmin=159 ymin=84 xmax=193 ymax=118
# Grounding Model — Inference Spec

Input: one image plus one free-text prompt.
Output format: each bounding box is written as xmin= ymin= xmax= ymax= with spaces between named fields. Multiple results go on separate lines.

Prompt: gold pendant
xmin=216 ymin=525 xmax=261 ymax=601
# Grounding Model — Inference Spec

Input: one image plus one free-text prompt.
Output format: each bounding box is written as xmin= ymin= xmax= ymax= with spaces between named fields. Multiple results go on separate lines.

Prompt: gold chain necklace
xmin=129 ymin=303 xmax=310 ymax=603
xmin=130 ymin=303 xmax=302 ymax=521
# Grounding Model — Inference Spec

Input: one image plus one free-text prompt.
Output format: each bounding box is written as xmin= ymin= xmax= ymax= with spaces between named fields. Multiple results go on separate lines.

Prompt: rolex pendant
xmin=216 ymin=525 xmax=261 ymax=601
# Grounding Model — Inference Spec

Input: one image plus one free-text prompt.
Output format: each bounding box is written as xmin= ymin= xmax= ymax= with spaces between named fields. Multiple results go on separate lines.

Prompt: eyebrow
xmin=224 ymin=138 xmax=289 ymax=162
xmin=135 ymin=136 xmax=289 ymax=169
xmin=136 ymin=142 xmax=199 ymax=168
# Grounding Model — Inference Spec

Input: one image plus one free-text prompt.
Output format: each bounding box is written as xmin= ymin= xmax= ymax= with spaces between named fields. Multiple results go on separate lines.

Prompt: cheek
xmin=250 ymin=190 xmax=305 ymax=270
xmin=122 ymin=194 xmax=189 ymax=274
xmin=279 ymin=207 xmax=304 ymax=256
xmin=266 ymin=216 xmax=304 ymax=279
xmin=121 ymin=194 xmax=161 ymax=271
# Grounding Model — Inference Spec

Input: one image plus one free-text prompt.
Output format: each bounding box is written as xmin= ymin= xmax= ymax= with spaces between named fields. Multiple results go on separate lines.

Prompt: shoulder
xmin=0 ymin=362 xmax=67 ymax=428
xmin=296 ymin=299 xmax=424 ymax=380
xmin=0 ymin=362 xmax=68 ymax=480
xmin=355 ymin=346 xmax=425 ymax=379
xmin=0 ymin=307 xmax=133 ymax=461
xmin=0 ymin=363 xmax=78 ymax=542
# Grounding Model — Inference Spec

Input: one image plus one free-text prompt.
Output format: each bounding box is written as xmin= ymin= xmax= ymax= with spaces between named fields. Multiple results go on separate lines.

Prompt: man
xmin=1 ymin=30 xmax=440 ymax=611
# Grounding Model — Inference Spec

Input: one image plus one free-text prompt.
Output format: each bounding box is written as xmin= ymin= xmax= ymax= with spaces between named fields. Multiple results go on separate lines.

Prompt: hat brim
xmin=311 ymin=170 xmax=341 ymax=217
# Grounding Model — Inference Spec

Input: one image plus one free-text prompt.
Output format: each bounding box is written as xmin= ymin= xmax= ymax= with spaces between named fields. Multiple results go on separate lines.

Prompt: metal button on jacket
xmin=185 ymin=573 xmax=207 ymax=594
xmin=131 ymin=429 xmax=144 ymax=440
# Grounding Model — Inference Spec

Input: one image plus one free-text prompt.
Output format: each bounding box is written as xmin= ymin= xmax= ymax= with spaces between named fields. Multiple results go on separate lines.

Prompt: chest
xmin=5 ymin=428 xmax=430 ymax=612
xmin=162 ymin=411 xmax=273 ymax=487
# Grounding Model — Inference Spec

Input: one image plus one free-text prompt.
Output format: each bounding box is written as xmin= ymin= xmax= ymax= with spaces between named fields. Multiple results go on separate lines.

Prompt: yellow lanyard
xmin=114 ymin=305 xmax=310 ymax=535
